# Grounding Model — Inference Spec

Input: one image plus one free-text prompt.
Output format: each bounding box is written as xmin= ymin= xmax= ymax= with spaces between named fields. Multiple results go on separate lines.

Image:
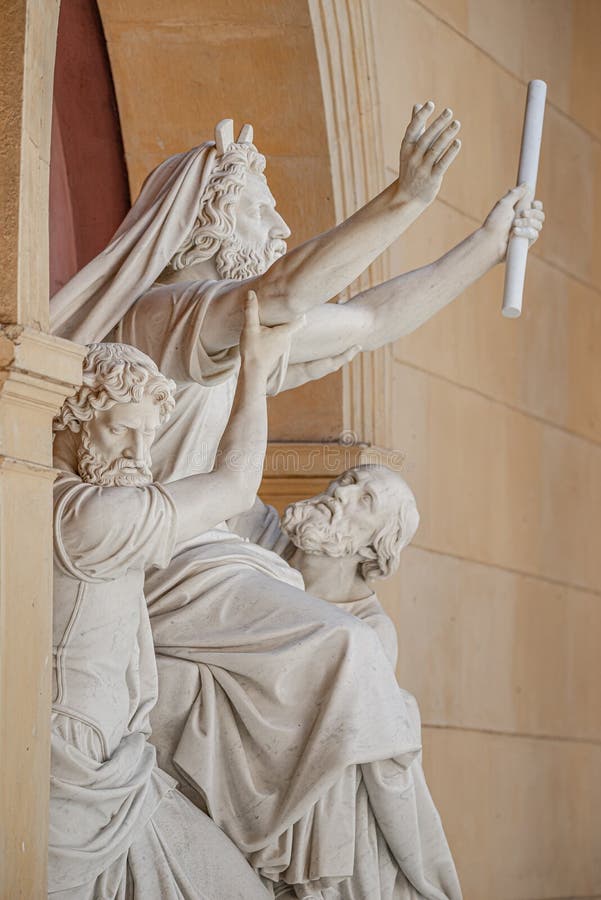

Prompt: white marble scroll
xmin=502 ymin=79 xmax=547 ymax=318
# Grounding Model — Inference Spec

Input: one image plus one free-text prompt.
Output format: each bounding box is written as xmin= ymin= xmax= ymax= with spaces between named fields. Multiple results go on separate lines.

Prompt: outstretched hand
xmin=397 ymin=100 xmax=462 ymax=206
xmin=240 ymin=291 xmax=305 ymax=381
xmin=482 ymin=184 xmax=546 ymax=263
xmin=279 ymin=344 xmax=361 ymax=393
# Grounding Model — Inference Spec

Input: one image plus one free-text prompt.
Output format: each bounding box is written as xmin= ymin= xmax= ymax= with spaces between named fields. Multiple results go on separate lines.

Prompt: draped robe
xmin=50 ymin=141 xmax=462 ymax=900
xmin=49 ymin=468 xmax=270 ymax=899
xmin=109 ymin=279 xmax=462 ymax=900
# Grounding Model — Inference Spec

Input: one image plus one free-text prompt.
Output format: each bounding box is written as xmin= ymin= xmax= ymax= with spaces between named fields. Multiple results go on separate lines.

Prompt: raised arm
xmin=284 ymin=188 xmax=545 ymax=367
xmin=256 ymin=102 xmax=461 ymax=319
xmin=199 ymin=102 xmax=462 ymax=354
xmin=164 ymin=292 xmax=301 ymax=542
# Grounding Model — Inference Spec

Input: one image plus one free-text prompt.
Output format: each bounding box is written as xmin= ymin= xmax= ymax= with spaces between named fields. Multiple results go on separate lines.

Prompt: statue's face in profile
xmin=78 ymin=394 xmax=161 ymax=486
xmin=214 ymin=173 xmax=290 ymax=280
xmin=235 ymin=173 xmax=291 ymax=250
xmin=282 ymin=467 xmax=400 ymax=558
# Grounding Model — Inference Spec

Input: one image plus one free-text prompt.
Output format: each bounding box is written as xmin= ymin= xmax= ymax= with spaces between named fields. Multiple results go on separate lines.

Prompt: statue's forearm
xmin=200 ymin=184 xmax=427 ymax=356
xmin=352 ymin=226 xmax=500 ymax=350
xmin=256 ymin=183 xmax=427 ymax=324
xmin=286 ymin=227 xmax=500 ymax=367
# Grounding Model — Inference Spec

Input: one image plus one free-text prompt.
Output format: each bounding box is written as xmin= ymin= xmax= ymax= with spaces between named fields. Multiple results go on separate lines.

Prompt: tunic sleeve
xmin=53 ymin=475 xmax=178 ymax=582
xmin=114 ymin=280 xmax=240 ymax=385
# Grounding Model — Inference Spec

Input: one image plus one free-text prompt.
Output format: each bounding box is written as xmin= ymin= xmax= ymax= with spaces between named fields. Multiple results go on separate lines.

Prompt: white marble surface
xmin=50 ymin=110 xmax=545 ymax=898
xmin=50 ymin=342 xmax=272 ymax=898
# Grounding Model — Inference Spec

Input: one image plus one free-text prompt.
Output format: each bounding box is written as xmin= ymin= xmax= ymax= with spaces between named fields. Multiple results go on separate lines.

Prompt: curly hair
xmin=53 ymin=343 xmax=176 ymax=434
xmin=169 ymin=141 xmax=267 ymax=271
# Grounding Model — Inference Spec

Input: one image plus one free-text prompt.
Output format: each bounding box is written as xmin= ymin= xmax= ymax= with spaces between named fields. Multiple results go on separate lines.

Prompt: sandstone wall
xmin=372 ymin=2 xmax=601 ymax=897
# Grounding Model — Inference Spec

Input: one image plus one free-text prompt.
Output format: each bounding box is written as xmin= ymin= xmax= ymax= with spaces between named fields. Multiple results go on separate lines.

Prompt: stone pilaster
xmin=0 ymin=2 xmax=86 ymax=894
xmin=0 ymin=328 xmax=84 ymax=896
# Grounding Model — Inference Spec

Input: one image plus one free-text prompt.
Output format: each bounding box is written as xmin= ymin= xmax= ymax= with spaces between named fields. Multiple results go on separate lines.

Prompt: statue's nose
xmin=124 ymin=433 xmax=145 ymax=460
xmin=270 ymin=211 xmax=291 ymax=240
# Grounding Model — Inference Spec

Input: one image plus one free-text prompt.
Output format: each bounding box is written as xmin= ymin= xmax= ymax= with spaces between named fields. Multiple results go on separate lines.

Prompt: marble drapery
xmin=50 ymin=144 xmax=462 ymax=898
xmin=49 ymin=469 xmax=270 ymax=899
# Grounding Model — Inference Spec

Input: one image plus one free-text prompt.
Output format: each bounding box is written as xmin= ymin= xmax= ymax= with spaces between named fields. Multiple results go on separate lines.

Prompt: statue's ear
xmin=215 ymin=119 xmax=235 ymax=156
xmin=237 ymin=123 xmax=253 ymax=144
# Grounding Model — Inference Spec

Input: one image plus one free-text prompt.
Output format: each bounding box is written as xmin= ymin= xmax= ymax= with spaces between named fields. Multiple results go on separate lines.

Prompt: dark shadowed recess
xmin=50 ymin=0 xmax=130 ymax=296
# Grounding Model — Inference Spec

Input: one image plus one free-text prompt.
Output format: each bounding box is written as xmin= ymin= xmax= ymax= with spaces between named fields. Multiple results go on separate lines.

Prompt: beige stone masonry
xmin=390 ymin=200 xmax=601 ymax=444
xmin=0 ymin=2 xmax=86 ymax=896
xmin=0 ymin=328 xmax=85 ymax=897
xmin=379 ymin=546 xmax=601 ymax=742
xmin=422 ymin=725 xmax=601 ymax=900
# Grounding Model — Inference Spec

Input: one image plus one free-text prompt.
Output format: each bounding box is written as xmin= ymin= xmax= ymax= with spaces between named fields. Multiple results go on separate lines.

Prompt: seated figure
xmin=49 ymin=294 xmax=294 ymax=899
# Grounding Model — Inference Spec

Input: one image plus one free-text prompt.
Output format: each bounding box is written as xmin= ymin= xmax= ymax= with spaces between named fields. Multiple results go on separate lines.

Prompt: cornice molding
xmin=0 ymin=326 xmax=85 ymax=466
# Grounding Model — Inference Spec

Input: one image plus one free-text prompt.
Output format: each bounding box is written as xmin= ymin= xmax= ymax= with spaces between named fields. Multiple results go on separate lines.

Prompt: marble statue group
xmin=49 ymin=105 xmax=545 ymax=899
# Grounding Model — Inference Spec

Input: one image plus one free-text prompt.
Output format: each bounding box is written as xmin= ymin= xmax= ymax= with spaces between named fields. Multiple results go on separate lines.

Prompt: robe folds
xmin=112 ymin=278 xmax=463 ymax=900
xmin=50 ymin=138 xmax=462 ymax=898
xmin=49 ymin=473 xmax=270 ymax=899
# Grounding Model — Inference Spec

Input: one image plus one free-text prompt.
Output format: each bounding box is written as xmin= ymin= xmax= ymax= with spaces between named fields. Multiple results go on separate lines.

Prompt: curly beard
xmin=77 ymin=426 xmax=153 ymax=487
xmin=215 ymin=233 xmax=287 ymax=280
xmin=281 ymin=497 xmax=362 ymax=558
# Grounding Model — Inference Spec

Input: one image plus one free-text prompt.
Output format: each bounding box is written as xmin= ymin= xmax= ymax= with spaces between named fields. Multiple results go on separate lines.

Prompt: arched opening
xmin=50 ymin=0 xmax=130 ymax=296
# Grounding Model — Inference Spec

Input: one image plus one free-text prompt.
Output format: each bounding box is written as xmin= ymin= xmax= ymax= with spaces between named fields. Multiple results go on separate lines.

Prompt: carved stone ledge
xmin=259 ymin=441 xmax=407 ymax=513
xmin=0 ymin=327 xmax=85 ymax=466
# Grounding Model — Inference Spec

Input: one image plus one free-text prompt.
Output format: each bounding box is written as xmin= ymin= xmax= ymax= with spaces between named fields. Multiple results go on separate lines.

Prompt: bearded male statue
xmin=49 ymin=296 xmax=301 ymax=900
xmin=281 ymin=464 xmax=420 ymax=669
xmin=50 ymin=107 xmax=545 ymax=899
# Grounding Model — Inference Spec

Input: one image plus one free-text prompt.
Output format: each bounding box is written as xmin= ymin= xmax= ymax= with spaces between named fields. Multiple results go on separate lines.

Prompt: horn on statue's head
xmin=214 ymin=119 xmax=235 ymax=156
xmin=237 ymin=124 xmax=253 ymax=144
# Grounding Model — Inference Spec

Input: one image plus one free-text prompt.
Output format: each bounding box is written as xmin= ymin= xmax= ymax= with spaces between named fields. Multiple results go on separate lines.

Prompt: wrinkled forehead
xmin=334 ymin=466 xmax=409 ymax=504
xmin=338 ymin=465 xmax=389 ymax=484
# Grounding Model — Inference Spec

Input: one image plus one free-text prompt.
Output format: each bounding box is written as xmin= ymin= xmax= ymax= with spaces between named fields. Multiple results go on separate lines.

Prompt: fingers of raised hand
xmin=423 ymin=119 xmax=461 ymax=162
xmin=511 ymin=225 xmax=540 ymax=244
xmin=514 ymin=213 xmax=544 ymax=230
xmin=403 ymin=100 xmax=434 ymax=144
xmin=301 ymin=344 xmax=362 ymax=383
xmin=324 ymin=344 xmax=361 ymax=370
xmin=417 ymin=109 xmax=456 ymax=153
xmin=432 ymin=138 xmax=461 ymax=174
xmin=502 ymin=183 xmax=529 ymax=207
xmin=516 ymin=204 xmax=545 ymax=222
xmin=244 ymin=290 xmax=261 ymax=330
xmin=512 ymin=202 xmax=545 ymax=244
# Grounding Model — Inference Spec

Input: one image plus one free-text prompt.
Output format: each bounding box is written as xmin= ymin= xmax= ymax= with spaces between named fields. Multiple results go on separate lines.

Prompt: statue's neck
xmin=288 ymin=547 xmax=372 ymax=604
xmin=156 ymin=257 xmax=219 ymax=285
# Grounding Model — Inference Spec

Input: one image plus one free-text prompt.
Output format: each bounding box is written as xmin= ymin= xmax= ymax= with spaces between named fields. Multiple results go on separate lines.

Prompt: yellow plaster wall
xmin=372 ymin=2 xmax=601 ymax=897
